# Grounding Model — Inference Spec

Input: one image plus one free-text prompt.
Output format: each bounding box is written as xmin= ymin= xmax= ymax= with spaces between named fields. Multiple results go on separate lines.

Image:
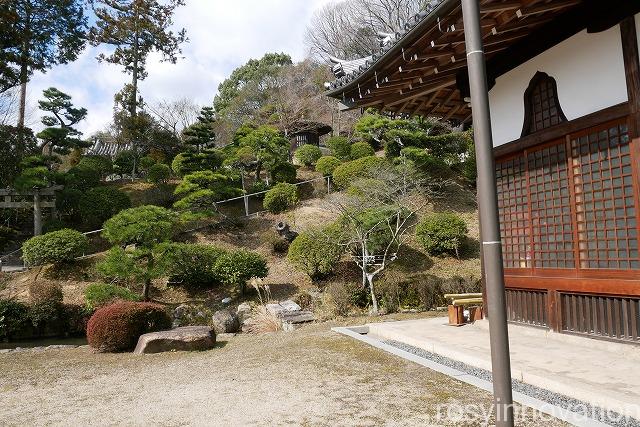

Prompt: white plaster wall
xmin=488 ymin=25 xmax=628 ymax=147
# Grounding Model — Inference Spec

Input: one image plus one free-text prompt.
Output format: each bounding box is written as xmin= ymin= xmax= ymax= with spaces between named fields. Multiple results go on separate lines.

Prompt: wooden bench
xmin=444 ymin=293 xmax=484 ymax=326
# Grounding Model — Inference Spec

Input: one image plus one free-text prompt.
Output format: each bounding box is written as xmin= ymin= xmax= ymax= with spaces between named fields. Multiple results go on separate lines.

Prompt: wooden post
xmin=33 ymin=191 xmax=42 ymax=236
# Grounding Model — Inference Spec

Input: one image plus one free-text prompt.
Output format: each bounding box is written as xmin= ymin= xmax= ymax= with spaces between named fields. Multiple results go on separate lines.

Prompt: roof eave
xmin=325 ymin=0 xmax=460 ymax=99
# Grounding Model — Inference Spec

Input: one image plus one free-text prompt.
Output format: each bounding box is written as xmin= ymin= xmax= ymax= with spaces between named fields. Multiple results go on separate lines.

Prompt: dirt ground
xmin=0 ymin=317 xmax=565 ymax=427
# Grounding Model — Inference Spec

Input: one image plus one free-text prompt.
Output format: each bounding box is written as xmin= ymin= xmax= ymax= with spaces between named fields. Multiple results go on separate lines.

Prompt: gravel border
xmin=383 ymin=339 xmax=640 ymax=427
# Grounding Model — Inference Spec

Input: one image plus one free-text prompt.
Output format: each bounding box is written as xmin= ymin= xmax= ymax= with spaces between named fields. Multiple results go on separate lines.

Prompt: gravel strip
xmin=383 ymin=339 xmax=640 ymax=427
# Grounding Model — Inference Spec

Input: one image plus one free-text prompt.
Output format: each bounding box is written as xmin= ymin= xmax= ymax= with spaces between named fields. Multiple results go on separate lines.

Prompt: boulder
xmin=265 ymin=300 xmax=301 ymax=317
xmin=212 ymin=309 xmax=240 ymax=334
xmin=133 ymin=326 xmax=216 ymax=354
xmin=236 ymin=302 xmax=252 ymax=323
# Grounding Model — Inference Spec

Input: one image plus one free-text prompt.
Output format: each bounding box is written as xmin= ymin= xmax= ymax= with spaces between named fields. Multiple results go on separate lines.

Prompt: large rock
xmin=236 ymin=302 xmax=252 ymax=322
xmin=134 ymin=326 xmax=216 ymax=354
xmin=212 ymin=309 xmax=240 ymax=334
xmin=265 ymin=300 xmax=301 ymax=317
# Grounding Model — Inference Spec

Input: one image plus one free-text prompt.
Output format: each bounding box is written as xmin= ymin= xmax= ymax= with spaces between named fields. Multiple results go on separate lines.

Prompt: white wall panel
xmin=489 ymin=25 xmax=628 ymax=147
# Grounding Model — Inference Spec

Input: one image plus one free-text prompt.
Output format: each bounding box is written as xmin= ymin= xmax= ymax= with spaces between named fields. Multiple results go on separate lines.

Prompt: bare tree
xmin=330 ymin=159 xmax=447 ymax=313
xmin=305 ymin=0 xmax=437 ymax=61
xmin=146 ymin=97 xmax=200 ymax=137
xmin=0 ymin=88 xmax=19 ymax=126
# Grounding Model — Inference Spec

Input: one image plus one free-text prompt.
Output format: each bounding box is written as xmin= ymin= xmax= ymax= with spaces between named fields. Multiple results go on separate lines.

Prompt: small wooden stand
xmin=448 ymin=305 xmax=465 ymax=326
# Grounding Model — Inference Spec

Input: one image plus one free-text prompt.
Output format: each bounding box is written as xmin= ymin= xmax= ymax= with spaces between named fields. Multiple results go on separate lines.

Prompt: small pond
xmin=0 ymin=337 xmax=87 ymax=350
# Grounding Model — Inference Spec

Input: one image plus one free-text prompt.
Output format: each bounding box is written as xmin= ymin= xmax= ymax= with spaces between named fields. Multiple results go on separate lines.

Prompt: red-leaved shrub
xmin=86 ymin=302 xmax=171 ymax=353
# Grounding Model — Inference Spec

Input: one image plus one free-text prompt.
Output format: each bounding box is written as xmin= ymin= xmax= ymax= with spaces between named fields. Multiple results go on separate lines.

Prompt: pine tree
xmin=36 ymin=87 xmax=88 ymax=156
xmin=1 ymin=0 xmax=87 ymax=128
xmin=88 ymin=0 xmax=187 ymax=119
xmin=182 ymin=107 xmax=216 ymax=152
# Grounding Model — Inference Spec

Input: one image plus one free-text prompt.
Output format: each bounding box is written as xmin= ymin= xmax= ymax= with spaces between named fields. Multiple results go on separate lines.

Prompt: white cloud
xmin=25 ymin=0 xmax=338 ymax=135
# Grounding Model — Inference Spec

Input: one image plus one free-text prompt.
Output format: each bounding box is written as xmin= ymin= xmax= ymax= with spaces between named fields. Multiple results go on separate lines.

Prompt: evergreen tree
xmin=1 ymin=0 xmax=87 ymax=128
xmin=89 ymin=0 xmax=187 ymax=120
xmin=182 ymin=107 xmax=216 ymax=151
xmin=36 ymin=88 xmax=88 ymax=156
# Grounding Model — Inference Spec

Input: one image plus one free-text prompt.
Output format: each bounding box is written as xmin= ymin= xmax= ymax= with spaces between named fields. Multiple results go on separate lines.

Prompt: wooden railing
xmin=505 ymin=288 xmax=549 ymax=328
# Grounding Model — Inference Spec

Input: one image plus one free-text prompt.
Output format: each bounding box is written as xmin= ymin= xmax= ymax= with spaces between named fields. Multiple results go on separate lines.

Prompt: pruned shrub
xmin=55 ymin=187 xmax=83 ymax=221
xmin=78 ymin=156 xmax=113 ymax=178
xmin=287 ymin=227 xmax=344 ymax=280
xmin=350 ymin=142 xmax=375 ymax=159
xmin=315 ymin=156 xmax=341 ymax=177
xmin=332 ymin=156 xmax=385 ymax=189
xmin=0 ymin=299 xmax=30 ymax=341
xmin=113 ymin=150 xmax=138 ymax=176
xmin=174 ymin=170 xmax=241 ymax=200
xmin=416 ymin=213 xmax=468 ymax=257
xmin=156 ymin=243 xmax=225 ymax=287
xmin=269 ymin=162 xmax=297 ymax=184
xmin=263 ymin=183 xmax=298 ymax=214
xmin=79 ymin=186 xmax=132 ymax=229
xmin=326 ymin=136 xmax=351 ymax=160
xmin=401 ymin=147 xmax=451 ymax=178
xmin=102 ymin=205 xmax=178 ymax=247
xmin=294 ymin=144 xmax=322 ymax=166
xmin=171 ymin=150 xmax=224 ymax=177
xmin=65 ymin=165 xmax=101 ymax=191
xmin=84 ymin=283 xmax=141 ymax=311
xmin=86 ymin=301 xmax=171 ymax=352
xmin=213 ymin=250 xmax=268 ymax=294
xmin=22 ymin=229 xmax=88 ymax=266
xmin=29 ymin=282 xmax=63 ymax=305
xmin=147 ymin=163 xmax=171 ymax=184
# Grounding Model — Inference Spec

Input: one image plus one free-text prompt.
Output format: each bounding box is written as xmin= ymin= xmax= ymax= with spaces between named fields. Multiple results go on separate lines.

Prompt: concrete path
xmin=368 ymin=317 xmax=640 ymax=420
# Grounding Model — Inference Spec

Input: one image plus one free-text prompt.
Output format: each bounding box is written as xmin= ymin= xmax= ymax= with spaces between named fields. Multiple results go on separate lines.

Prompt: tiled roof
xmin=327 ymin=2 xmax=443 ymax=91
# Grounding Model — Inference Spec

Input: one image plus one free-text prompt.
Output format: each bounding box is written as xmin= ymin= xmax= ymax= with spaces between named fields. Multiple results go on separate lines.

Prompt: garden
xmin=1 ymin=0 xmax=479 ymax=357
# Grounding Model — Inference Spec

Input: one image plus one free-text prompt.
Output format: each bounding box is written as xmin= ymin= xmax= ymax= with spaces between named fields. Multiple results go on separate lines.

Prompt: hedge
xmin=213 ymin=250 xmax=268 ymax=293
xmin=326 ymin=136 xmax=351 ymax=160
xmin=269 ymin=162 xmax=297 ymax=184
xmin=22 ymin=229 xmax=89 ymax=266
xmin=86 ymin=302 xmax=171 ymax=352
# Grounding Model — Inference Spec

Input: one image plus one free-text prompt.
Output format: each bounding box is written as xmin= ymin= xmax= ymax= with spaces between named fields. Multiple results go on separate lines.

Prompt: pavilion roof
xmin=325 ymin=0 xmax=635 ymax=123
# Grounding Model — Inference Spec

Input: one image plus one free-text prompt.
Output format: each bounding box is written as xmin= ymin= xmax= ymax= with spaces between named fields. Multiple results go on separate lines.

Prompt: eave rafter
xmin=331 ymin=0 xmax=585 ymax=123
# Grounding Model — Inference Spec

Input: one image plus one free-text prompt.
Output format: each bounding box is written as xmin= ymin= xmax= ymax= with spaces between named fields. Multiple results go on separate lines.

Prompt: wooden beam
xmin=520 ymin=0 xmax=582 ymax=17
xmin=620 ymin=17 xmax=640 ymax=137
xmin=480 ymin=1 xmax=522 ymax=13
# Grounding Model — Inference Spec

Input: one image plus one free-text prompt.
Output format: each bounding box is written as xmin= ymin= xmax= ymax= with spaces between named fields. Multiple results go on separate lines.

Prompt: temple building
xmin=326 ymin=0 xmax=640 ymax=343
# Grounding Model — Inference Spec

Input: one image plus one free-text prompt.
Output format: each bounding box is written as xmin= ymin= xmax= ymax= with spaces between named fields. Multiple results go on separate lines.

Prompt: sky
xmin=25 ymin=0 xmax=338 ymax=135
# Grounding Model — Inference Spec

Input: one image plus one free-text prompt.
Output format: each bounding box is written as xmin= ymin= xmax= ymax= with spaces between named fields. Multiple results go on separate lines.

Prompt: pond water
xmin=0 ymin=337 xmax=87 ymax=350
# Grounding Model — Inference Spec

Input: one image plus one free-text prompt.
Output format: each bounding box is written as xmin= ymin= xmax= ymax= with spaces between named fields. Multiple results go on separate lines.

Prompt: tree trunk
xmin=143 ymin=278 xmax=151 ymax=301
xmin=255 ymin=161 xmax=262 ymax=181
xmin=367 ymin=273 xmax=379 ymax=315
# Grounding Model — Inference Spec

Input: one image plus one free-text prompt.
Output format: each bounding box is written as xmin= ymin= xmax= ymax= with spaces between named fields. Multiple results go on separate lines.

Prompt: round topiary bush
xmin=287 ymin=227 xmax=344 ymax=280
xmin=315 ymin=156 xmax=342 ymax=177
xmin=332 ymin=156 xmax=385 ymax=189
xmin=416 ymin=212 xmax=468 ymax=257
xmin=147 ymin=163 xmax=171 ymax=184
xmin=263 ymin=183 xmax=299 ymax=214
xmin=294 ymin=144 xmax=323 ymax=167
xmin=84 ymin=283 xmax=141 ymax=311
xmin=79 ymin=186 xmax=132 ymax=229
xmin=350 ymin=142 xmax=375 ymax=159
xmin=22 ymin=229 xmax=89 ymax=266
xmin=86 ymin=301 xmax=172 ymax=352
xmin=326 ymin=136 xmax=351 ymax=160
xmin=269 ymin=162 xmax=297 ymax=184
